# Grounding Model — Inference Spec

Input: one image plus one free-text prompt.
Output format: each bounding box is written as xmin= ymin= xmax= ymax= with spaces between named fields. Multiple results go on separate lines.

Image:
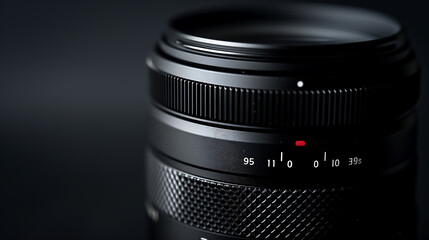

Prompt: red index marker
xmin=295 ymin=140 xmax=306 ymax=147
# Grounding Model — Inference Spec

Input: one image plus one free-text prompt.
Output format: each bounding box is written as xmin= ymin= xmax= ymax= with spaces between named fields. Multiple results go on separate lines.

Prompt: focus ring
xmin=147 ymin=158 xmax=349 ymax=239
xmin=150 ymin=70 xmax=416 ymax=128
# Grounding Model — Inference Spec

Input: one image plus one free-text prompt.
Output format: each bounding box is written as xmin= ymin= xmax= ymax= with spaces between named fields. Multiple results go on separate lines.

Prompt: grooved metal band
xmin=147 ymin=160 xmax=350 ymax=239
xmin=150 ymin=70 xmax=409 ymax=128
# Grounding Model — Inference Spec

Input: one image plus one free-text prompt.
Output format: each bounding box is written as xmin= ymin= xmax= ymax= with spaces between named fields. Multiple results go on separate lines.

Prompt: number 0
xmin=313 ymin=160 xmax=319 ymax=168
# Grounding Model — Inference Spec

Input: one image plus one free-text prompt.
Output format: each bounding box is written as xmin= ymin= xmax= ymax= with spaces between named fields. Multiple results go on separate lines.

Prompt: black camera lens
xmin=145 ymin=3 xmax=420 ymax=240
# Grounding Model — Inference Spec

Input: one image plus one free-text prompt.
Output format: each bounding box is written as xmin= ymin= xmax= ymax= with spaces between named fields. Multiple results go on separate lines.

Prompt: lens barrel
xmin=145 ymin=3 xmax=420 ymax=240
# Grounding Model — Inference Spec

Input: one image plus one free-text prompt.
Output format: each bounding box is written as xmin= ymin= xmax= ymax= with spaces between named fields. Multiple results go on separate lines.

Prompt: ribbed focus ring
xmin=147 ymin=160 xmax=348 ymax=239
xmin=150 ymin=70 xmax=413 ymax=128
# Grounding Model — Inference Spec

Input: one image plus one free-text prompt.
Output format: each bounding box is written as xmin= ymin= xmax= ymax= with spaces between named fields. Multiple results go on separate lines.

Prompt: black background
xmin=1 ymin=0 xmax=428 ymax=239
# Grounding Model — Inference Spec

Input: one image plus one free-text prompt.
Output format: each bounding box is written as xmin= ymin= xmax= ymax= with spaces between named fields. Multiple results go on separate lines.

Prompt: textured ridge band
xmin=147 ymin=159 xmax=349 ymax=239
xmin=150 ymin=70 xmax=415 ymax=128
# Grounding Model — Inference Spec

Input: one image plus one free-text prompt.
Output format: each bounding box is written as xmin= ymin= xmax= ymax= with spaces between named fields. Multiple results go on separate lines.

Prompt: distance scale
xmin=242 ymin=140 xmax=365 ymax=172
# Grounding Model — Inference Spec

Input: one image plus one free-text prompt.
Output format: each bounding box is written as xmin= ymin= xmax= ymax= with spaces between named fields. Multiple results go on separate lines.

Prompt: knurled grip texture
xmin=147 ymin=160 xmax=350 ymax=240
xmin=150 ymin=70 xmax=417 ymax=128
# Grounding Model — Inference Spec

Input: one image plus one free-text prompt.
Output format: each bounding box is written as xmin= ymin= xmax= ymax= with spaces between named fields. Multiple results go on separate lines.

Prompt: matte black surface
xmin=148 ymin=106 xmax=417 ymax=179
xmin=146 ymin=151 xmax=416 ymax=240
xmin=1 ymin=1 xmax=428 ymax=240
xmin=147 ymin=152 xmax=346 ymax=239
xmin=150 ymin=70 xmax=419 ymax=128
xmin=149 ymin=4 xmax=419 ymax=129
xmin=146 ymin=2 xmax=421 ymax=240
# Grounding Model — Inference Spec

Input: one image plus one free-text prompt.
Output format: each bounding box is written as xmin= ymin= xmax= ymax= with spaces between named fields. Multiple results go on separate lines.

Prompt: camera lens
xmin=145 ymin=3 xmax=420 ymax=240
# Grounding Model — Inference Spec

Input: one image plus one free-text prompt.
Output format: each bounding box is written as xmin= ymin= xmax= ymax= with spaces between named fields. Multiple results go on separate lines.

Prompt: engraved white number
xmin=244 ymin=157 xmax=255 ymax=166
xmin=348 ymin=157 xmax=362 ymax=165
xmin=287 ymin=160 xmax=293 ymax=168
xmin=313 ymin=160 xmax=319 ymax=168
xmin=268 ymin=159 xmax=276 ymax=167
xmin=332 ymin=159 xmax=340 ymax=167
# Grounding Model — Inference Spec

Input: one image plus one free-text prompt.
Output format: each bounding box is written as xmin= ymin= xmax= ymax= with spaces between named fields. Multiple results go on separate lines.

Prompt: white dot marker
xmin=297 ymin=81 xmax=304 ymax=88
